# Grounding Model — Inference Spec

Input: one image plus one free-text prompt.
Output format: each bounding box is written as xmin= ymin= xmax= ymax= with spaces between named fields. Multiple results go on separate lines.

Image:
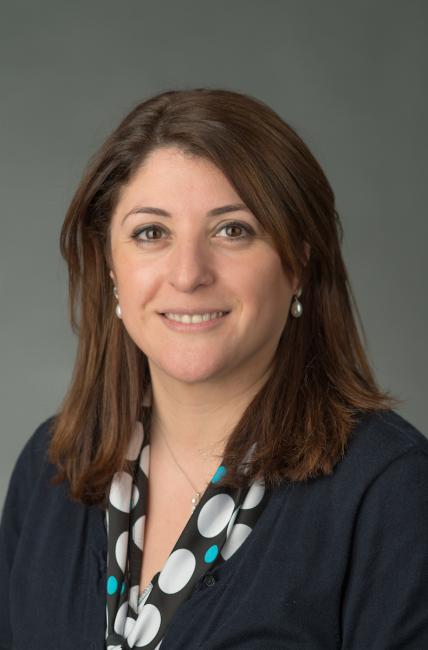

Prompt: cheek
xmin=238 ymin=256 xmax=292 ymax=317
xmin=116 ymin=263 xmax=151 ymax=311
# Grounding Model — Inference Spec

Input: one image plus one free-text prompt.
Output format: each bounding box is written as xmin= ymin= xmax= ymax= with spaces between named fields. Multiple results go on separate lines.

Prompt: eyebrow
xmin=121 ymin=203 xmax=250 ymax=225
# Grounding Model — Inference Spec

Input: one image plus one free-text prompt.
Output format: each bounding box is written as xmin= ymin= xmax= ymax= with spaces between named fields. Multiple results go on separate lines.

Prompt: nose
xmin=166 ymin=236 xmax=215 ymax=292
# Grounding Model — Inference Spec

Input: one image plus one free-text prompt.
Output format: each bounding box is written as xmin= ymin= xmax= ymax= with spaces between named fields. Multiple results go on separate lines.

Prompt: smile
xmin=163 ymin=311 xmax=228 ymax=324
xmin=160 ymin=311 xmax=230 ymax=331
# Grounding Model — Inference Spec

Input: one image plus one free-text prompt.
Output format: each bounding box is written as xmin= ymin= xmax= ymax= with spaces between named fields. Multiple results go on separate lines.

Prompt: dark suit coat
xmin=1 ymin=409 xmax=428 ymax=649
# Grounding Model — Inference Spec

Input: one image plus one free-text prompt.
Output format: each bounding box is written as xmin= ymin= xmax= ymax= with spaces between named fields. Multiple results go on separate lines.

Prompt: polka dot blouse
xmin=105 ymin=418 xmax=267 ymax=649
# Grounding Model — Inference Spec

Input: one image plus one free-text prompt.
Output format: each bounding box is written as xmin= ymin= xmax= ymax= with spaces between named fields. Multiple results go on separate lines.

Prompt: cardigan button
xmin=204 ymin=574 xmax=216 ymax=587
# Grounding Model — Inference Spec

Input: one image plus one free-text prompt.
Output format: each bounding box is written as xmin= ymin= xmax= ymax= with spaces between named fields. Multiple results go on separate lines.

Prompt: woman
xmin=1 ymin=87 xmax=427 ymax=650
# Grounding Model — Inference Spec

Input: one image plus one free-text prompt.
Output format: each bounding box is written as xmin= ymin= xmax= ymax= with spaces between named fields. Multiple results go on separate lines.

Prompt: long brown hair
xmin=48 ymin=87 xmax=400 ymax=505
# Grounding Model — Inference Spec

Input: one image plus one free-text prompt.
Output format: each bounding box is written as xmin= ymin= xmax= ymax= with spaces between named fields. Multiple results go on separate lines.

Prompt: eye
xmin=216 ymin=221 xmax=255 ymax=240
xmin=131 ymin=225 xmax=166 ymax=242
xmin=130 ymin=220 xmax=255 ymax=245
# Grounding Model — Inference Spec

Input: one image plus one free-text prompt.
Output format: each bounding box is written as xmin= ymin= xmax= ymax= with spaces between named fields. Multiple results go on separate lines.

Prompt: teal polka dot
xmin=211 ymin=465 xmax=227 ymax=483
xmin=204 ymin=544 xmax=219 ymax=563
xmin=120 ymin=581 xmax=126 ymax=595
xmin=107 ymin=575 xmax=118 ymax=595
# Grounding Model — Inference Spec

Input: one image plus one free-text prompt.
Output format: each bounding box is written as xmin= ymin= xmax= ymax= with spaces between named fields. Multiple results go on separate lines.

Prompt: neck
xmin=146 ymin=365 xmax=271 ymax=466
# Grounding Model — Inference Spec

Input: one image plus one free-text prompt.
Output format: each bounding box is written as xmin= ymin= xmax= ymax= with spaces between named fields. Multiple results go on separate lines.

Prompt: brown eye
xmin=132 ymin=225 xmax=165 ymax=242
xmin=217 ymin=221 xmax=254 ymax=240
xmin=227 ymin=224 xmax=243 ymax=237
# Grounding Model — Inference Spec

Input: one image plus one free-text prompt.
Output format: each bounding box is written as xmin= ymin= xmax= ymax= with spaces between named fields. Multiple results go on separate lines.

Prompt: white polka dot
xmin=129 ymin=585 xmax=140 ymax=612
xmin=115 ymin=531 xmax=129 ymax=572
xmin=241 ymin=481 xmax=265 ymax=509
xmin=127 ymin=603 xmax=161 ymax=647
xmin=126 ymin=421 xmax=144 ymax=460
xmin=109 ymin=472 xmax=133 ymax=512
xmin=140 ymin=444 xmax=150 ymax=477
xmin=197 ymin=493 xmax=235 ymax=538
xmin=132 ymin=515 xmax=145 ymax=550
xmin=114 ymin=601 xmax=129 ymax=635
xmin=105 ymin=603 xmax=110 ymax=635
xmin=131 ymin=484 xmax=140 ymax=508
xmin=124 ymin=616 xmax=135 ymax=637
xmin=158 ymin=548 xmax=196 ymax=594
xmin=221 ymin=523 xmax=252 ymax=560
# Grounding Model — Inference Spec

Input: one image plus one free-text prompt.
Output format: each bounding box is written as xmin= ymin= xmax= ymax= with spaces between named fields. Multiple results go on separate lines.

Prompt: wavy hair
xmin=48 ymin=87 xmax=399 ymax=504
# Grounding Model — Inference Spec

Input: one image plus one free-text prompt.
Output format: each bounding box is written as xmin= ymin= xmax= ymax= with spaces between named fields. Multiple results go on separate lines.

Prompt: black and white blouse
xmin=105 ymin=410 xmax=268 ymax=649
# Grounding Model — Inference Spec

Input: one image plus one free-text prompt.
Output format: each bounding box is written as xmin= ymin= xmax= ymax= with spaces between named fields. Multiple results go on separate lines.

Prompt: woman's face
xmin=109 ymin=146 xmax=299 ymax=389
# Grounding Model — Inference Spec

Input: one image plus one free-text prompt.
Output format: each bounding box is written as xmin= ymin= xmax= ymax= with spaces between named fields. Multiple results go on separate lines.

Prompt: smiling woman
xmin=1 ymin=88 xmax=428 ymax=650
xmin=107 ymin=147 xmax=299 ymax=399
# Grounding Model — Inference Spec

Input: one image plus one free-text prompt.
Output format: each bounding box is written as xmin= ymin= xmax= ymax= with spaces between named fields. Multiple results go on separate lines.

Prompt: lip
xmin=160 ymin=312 xmax=230 ymax=332
xmin=159 ymin=309 xmax=230 ymax=315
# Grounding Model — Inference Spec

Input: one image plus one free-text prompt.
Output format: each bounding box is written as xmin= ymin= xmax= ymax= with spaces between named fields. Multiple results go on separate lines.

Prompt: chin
xmin=150 ymin=356 xmax=229 ymax=385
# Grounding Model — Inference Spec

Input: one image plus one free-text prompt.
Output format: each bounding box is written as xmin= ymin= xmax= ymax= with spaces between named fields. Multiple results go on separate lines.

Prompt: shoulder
xmin=350 ymin=408 xmax=428 ymax=454
xmin=337 ymin=412 xmax=428 ymax=647
xmin=274 ymin=409 xmax=428 ymax=516
xmin=2 ymin=416 xmax=58 ymax=521
xmin=1 ymin=416 xmax=60 ymax=575
xmin=10 ymin=415 xmax=56 ymax=484
xmin=316 ymin=409 xmax=428 ymax=521
xmin=342 ymin=408 xmax=428 ymax=480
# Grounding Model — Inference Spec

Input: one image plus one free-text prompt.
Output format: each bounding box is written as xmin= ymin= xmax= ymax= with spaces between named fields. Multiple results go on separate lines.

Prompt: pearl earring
xmin=113 ymin=286 xmax=122 ymax=319
xmin=290 ymin=289 xmax=303 ymax=318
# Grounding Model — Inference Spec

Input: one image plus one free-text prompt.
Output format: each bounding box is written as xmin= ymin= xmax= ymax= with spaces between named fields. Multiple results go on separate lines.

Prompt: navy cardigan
xmin=1 ymin=409 xmax=428 ymax=649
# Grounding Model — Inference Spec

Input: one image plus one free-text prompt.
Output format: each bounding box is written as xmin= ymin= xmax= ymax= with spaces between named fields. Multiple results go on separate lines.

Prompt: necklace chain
xmin=156 ymin=426 xmax=210 ymax=512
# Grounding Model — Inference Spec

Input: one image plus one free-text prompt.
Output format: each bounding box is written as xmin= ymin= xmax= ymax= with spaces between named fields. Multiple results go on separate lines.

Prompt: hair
xmin=48 ymin=86 xmax=400 ymax=505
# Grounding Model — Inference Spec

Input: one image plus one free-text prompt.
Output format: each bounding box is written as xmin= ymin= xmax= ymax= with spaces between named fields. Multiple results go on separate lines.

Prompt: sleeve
xmin=0 ymin=419 xmax=53 ymax=649
xmin=341 ymin=448 xmax=428 ymax=649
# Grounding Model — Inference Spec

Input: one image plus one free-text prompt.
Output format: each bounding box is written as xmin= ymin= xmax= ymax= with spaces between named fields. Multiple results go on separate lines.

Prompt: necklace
xmin=156 ymin=426 xmax=215 ymax=512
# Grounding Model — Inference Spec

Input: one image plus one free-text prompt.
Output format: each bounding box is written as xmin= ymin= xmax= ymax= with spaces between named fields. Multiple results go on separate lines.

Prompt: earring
xmin=290 ymin=289 xmax=303 ymax=318
xmin=113 ymin=286 xmax=122 ymax=319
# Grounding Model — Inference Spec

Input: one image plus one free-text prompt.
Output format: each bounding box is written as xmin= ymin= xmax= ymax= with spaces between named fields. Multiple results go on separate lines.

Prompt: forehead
xmin=118 ymin=146 xmax=240 ymax=204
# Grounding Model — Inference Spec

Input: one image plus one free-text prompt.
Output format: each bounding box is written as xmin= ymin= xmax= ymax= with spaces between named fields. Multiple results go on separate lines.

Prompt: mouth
xmin=160 ymin=311 xmax=230 ymax=323
xmin=159 ymin=311 xmax=230 ymax=330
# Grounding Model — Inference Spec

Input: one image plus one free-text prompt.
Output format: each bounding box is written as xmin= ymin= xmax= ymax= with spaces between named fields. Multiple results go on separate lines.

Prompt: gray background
xmin=1 ymin=0 xmax=427 ymax=509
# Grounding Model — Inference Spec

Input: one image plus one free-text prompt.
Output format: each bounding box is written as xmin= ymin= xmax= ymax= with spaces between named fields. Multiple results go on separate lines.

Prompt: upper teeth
xmin=164 ymin=312 xmax=227 ymax=323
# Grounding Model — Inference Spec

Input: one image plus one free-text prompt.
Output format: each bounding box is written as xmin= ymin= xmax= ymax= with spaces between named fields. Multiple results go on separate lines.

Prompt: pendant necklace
xmin=156 ymin=428 xmax=213 ymax=512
